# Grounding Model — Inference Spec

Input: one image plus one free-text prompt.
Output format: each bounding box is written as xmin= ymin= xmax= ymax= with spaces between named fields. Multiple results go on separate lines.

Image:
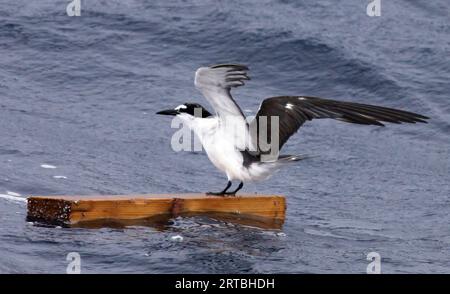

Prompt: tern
xmin=157 ymin=64 xmax=428 ymax=195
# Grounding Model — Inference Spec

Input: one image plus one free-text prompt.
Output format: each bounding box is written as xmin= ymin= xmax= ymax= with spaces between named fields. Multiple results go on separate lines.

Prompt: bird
xmin=157 ymin=64 xmax=429 ymax=196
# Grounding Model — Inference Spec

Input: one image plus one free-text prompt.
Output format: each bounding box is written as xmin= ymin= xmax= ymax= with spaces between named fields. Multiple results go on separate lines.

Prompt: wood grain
xmin=27 ymin=194 xmax=286 ymax=229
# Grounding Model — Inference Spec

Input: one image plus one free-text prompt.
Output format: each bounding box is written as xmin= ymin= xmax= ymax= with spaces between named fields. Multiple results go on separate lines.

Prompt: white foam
xmin=0 ymin=194 xmax=27 ymax=203
xmin=41 ymin=164 xmax=57 ymax=169
xmin=53 ymin=175 xmax=67 ymax=179
xmin=170 ymin=235 xmax=184 ymax=242
xmin=7 ymin=191 xmax=21 ymax=197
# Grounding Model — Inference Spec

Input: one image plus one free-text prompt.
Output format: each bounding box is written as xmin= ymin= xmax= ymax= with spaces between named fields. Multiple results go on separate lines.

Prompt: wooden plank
xmin=27 ymin=194 xmax=286 ymax=229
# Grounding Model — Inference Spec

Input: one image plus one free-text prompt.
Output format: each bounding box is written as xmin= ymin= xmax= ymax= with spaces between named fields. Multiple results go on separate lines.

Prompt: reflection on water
xmin=68 ymin=212 xmax=284 ymax=231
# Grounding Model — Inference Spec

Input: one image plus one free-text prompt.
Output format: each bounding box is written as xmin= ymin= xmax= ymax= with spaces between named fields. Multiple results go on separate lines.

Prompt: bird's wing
xmin=250 ymin=96 xmax=429 ymax=152
xmin=194 ymin=64 xmax=250 ymax=120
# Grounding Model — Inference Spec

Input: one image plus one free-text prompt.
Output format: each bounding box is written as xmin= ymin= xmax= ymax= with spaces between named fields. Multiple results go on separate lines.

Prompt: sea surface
xmin=0 ymin=0 xmax=449 ymax=273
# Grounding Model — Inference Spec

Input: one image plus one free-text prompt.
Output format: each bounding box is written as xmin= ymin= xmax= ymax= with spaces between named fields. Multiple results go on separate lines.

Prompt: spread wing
xmin=194 ymin=64 xmax=250 ymax=120
xmin=251 ymin=96 xmax=429 ymax=152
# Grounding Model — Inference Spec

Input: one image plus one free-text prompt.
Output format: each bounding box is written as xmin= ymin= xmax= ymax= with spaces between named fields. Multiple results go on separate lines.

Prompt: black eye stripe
xmin=178 ymin=103 xmax=212 ymax=118
xmin=179 ymin=105 xmax=197 ymax=115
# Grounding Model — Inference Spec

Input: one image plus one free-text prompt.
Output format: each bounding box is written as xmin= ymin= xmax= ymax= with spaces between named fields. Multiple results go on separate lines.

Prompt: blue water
xmin=0 ymin=0 xmax=449 ymax=273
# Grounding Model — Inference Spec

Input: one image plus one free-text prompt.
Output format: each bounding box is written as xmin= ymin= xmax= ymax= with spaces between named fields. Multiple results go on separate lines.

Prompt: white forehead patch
xmin=175 ymin=104 xmax=187 ymax=110
xmin=286 ymin=103 xmax=294 ymax=110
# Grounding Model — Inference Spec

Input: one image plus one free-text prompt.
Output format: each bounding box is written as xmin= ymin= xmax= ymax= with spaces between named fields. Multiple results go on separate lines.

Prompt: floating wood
xmin=27 ymin=194 xmax=286 ymax=229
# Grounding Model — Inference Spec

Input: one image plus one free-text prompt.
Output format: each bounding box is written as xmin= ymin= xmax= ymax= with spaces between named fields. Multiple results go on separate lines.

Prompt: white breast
xmin=181 ymin=114 xmax=278 ymax=182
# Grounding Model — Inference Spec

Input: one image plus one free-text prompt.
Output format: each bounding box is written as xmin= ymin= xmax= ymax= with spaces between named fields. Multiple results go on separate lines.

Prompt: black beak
xmin=156 ymin=109 xmax=179 ymax=116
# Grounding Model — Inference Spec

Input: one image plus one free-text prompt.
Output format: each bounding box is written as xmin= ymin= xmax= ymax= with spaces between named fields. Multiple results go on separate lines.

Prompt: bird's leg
xmin=224 ymin=182 xmax=243 ymax=196
xmin=207 ymin=181 xmax=232 ymax=195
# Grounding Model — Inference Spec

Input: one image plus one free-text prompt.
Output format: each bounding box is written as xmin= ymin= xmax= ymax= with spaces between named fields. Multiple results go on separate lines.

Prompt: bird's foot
xmin=206 ymin=191 xmax=237 ymax=197
xmin=206 ymin=192 xmax=236 ymax=197
xmin=206 ymin=191 xmax=227 ymax=196
xmin=206 ymin=181 xmax=242 ymax=197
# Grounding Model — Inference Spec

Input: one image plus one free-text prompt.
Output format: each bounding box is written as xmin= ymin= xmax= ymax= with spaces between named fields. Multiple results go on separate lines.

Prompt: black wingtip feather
xmin=252 ymin=95 xmax=429 ymax=152
xmin=211 ymin=63 xmax=249 ymax=71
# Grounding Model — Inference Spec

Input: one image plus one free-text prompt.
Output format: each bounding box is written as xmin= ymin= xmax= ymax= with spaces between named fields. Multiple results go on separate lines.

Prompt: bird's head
xmin=156 ymin=103 xmax=212 ymax=118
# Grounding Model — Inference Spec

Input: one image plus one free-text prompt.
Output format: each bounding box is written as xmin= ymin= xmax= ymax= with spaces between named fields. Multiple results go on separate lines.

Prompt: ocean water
xmin=0 ymin=0 xmax=449 ymax=273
